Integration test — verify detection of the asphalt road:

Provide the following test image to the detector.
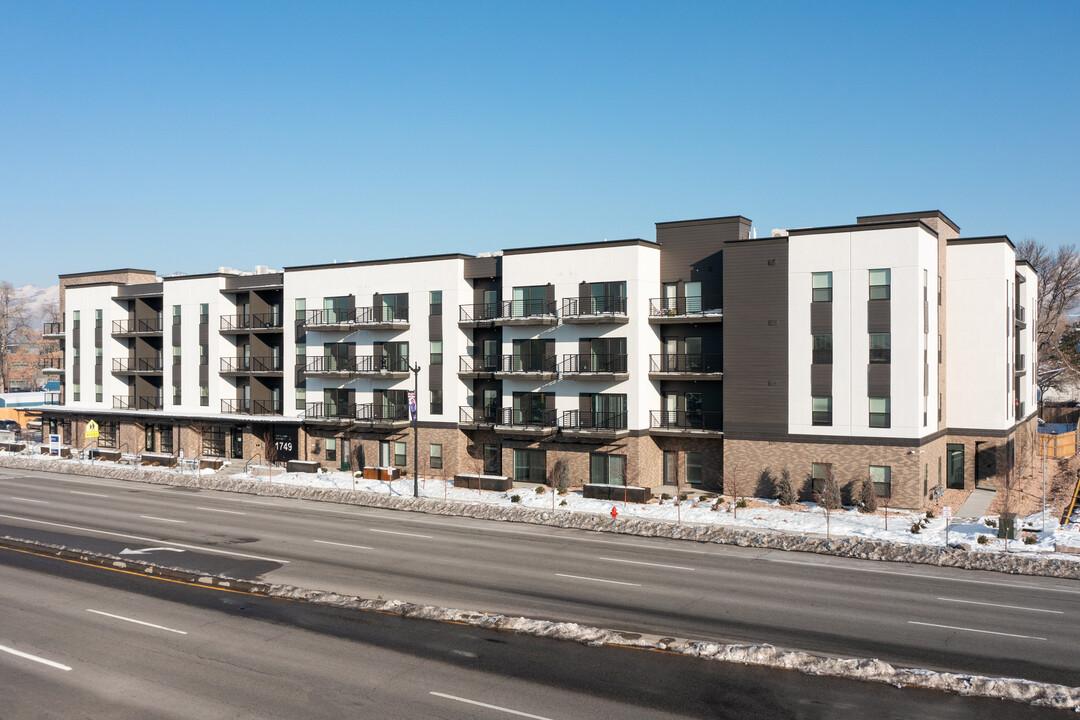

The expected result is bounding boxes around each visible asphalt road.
[1,544,1066,719]
[1,465,1078,688]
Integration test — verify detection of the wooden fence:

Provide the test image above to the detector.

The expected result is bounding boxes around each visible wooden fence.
[1038,430,1078,459]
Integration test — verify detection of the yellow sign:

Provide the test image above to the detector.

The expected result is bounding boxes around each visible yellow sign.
[85,420,99,439]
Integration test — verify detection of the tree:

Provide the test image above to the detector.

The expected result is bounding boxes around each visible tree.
[776,466,797,506]
[858,477,878,513]
[813,468,842,541]
[0,282,31,393]
[717,463,744,518]
[1015,239,1080,389]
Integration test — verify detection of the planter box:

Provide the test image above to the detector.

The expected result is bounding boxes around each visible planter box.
[199,458,224,470]
[362,466,401,481]
[0,442,26,453]
[287,460,320,473]
[454,474,512,491]
[41,446,71,458]
[583,483,651,503]
[89,449,121,462]
[140,452,176,467]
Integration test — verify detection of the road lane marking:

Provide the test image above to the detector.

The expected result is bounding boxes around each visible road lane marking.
[0,643,71,671]
[86,609,187,635]
[430,692,553,720]
[196,507,247,515]
[0,513,289,563]
[369,528,433,539]
[555,573,641,587]
[936,597,1064,614]
[314,540,374,550]
[598,557,693,571]
[139,515,186,524]
[70,491,109,498]
[908,621,1046,640]
[11,496,48,504]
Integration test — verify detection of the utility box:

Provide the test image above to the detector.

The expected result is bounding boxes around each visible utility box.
[998,513,1018,539]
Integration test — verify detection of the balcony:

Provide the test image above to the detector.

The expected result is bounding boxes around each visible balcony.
[305,401,358,423]
[649,410,723,436]
[44,392,62,405]
[560,410,628,440]
[43,322,64,339]
[648,298,722,324]
[458,354,500,378]
[458,405,501,428]
[492,354,558,380]
[648,353,723,379]
[112,357,164,375]
[220,356,285,375]
[354,402,411,431]
[42,357,64,374]
[304,355,411,379]
[221,398,280,415]
[1015,305,1026,328]
[303,307,408,331]
[494,407,558,437]
[559,353,628,379]
[1014,354,1026,375]
[112,317,163,337]
[220,312,284,334]
[458,300,557,328]
[113,396,164,411]
[560,296,629,324]
[458,302,501,327]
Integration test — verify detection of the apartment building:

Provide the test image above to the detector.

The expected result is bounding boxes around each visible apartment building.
[39,210,1037,508]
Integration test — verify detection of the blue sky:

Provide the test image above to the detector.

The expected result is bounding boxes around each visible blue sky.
[2,1,1078,287]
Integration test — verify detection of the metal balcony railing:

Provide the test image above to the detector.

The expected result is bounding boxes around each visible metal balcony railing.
[43,322,64,336]
[220,356,284,373]
[220,398,281,415]
[44,392,62,405]
[498,407,558,427]
[458,299,557,323]
[458,405,501,425]
[458,302,502,323]
[649,297,718,317]
[112,357,164,372]
[496,354,558,374]
[305,401,359,421]
[112,317,163,335]
[220,312,283,331]
[303,306,408,327]
[305,355,411,374]
[648,353,723,373]
[113,396,163,411]
[43,357,64,370]
[560,353,628,374]
[560,410,628,430]
[649,409,723,431]
[355,403,410,423]
[458,354,501,374]
[560,295,628,317]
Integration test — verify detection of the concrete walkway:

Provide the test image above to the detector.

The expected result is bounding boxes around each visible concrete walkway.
[957,487,996,518]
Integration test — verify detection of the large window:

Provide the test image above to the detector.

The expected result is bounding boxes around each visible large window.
[160,426,174,454]
[684,281,702,313]
[511,286,548,317]
[812,333,832,364]
[513,448,546,484]
[98,421,118,449]
[203,427,227,458]
[946,444,965,489]
[810,462,831,494]
[199,304,208,324]
[326,438,337,462]
[200,385,209,407]
[870,465,891,497]
[589,281,626,314]
[429,444,443,469]
[483,444,500,475]
[95,309,102,329]
[812,272,832,302]
[394,441,407,467]
[295,298,306,322]
[429,291,442,316]
[869,268,891,300]
[590,454,626,486]
[73,310,80,330]
[869,333,891,363]
[429,389,443,415]
[686,452,702,485]
[295,386,306,411]
[173,305,181,325]
[812,396,832,426]
[869,396,891,428]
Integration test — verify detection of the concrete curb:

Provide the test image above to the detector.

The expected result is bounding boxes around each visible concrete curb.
[2,454,1078,579]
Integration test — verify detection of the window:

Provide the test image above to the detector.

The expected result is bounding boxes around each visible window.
[430,389,443,415]
[684,281,702,313]
[173,346,181,365]
[483,444,500,475]
[173,385,181,405]
[663,451,678,486]
[95,347,102,366]
[295,298,306,322]
[938,334,942,364]
[203,427,226,457]
[429,443,443,469]
[429,291,442,316]
[590,454,626,486]
[394,441,407,466]
[380,293,407,322]
[199,304,208,324]
[869,333,891,363]
[938,275,942,305]
[686,452,702,485]
[296,342,306,365]
[811,462,831,494]
[869,396,891,428]
[811,272,832,302]
[946,444,964,489]
[812,396,832,426]
[95,384,102,402]
[326,438,337,462]
[512,448,546,483]
[160,426,174,454]
[869,269,891,300]
[200,385,209,407]
[938,392,943,422]
[73,384,80,401]
[511,286,548,317]
[173,305,181,325]
[296,386,306,410]
[870,465,891,497]
[430,341,443,365]
[98,421,117,449]
[812,333,832,364]
[73,311,81,330]
[95,309,102,329]
[73,347,80,365]
[200,344,208,365]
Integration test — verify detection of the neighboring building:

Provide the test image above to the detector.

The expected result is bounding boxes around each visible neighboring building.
[38,210,1037,508]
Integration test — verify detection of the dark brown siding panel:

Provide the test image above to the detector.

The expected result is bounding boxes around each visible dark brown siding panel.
[172,365,181,387]
[810,302,832,333]
[722,238,788,434]
[811,364,832,396]
[430,370,443,391]
[199,365,208,385]
[579,393,591,414]
[172,324,181,346]
[464,257,499,279]
[428,314,442,340]
[868,364,891,396]
[867,300,891,332]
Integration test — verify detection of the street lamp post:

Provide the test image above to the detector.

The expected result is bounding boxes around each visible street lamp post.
[411,361,421,498]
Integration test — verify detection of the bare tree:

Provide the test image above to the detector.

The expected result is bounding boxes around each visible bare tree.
[718,463,744,518]
[1016,239,1080,389]
[259,426,278,476]
[0,282,31,393]
[813,468,842,541]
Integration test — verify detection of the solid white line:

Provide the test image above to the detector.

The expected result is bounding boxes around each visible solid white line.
[313,540,374,550]
[598,557,694,571]
[369,528,432,539]
[555,573,641,587]
[11,496,48,504]
[430,692,553,720]
[0,513,289,563]
[936,597,1064,614]
[139,515,186,524]
[86,609,187,635]
[0,643,71,671]
[70,491,109,498]
[195,506,246,515]
[908,621,1046,641]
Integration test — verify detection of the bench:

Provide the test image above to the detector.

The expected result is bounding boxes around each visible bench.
[583,483,652,503]
[140,452,177,467]
[454,474,513,491]
[287,460,320,473]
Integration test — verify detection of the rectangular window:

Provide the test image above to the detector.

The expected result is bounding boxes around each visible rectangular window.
[429,291,442,316]
[394,441,407,466]
[812,396,832,426]
[200,344,208,365]
[869,269,891,300]
[95,347,102,365]
[295,298,306,322]
[95,309,102,329]
[199,304,208,324]
[203,427,226,457]
[811,462,831,494]
[590,454,626,486]
[326,438,337,462]
[511,286,548,317]
[73,310,81,330]
[483,444,500,475]
[98,421,117,449]
[73,384,80,401]
[869,396,891,428]
[160,426,174,454]
[812,333,832,364]
[296,386,306,410]
[429,443,443,469]
[946,443,964,489]
[512,448,546,483]
[296,342,306,365]
[430,341,443,365]
[200,385,209,407]
[811,272,832,302]
[938,334,942,364]
[430,389,443,415]
[938,275,942,305]
[73,347,80,364]
[686,452,702,485]
[173,346,182,365]
[173,305,181,325]
[95,384,102,402]
[684,281,702,313]
[173,385,181,405]
[869,333,891,363]
[870,465,892,497]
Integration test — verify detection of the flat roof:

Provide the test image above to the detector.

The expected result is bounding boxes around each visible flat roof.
[284,252,473,273]
[58,268,157,280]
[856,210,961,234]
[501,238,655,256]
[655,215,752,228]
[947,235,1015,250]
[788,219,938,238]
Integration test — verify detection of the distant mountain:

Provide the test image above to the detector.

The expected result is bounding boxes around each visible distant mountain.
[10,284,59,332]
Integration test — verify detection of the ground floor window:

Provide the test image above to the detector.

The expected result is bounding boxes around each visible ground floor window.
[160,426,174,454]
[325,438,337,462]
[231,427,244,459]
[810,462,831,494]
[589,453,625,485]
[145,424,155,452]
[946,444,964,489]
[429,443,442,469]
[663,450,677,485]
[513,449,545,484]
[203,427,226,458]
[870,465,892,497]
[686,452,702,485]
[484,444,500,475]
[394,441,407,466]
[98,421,118,449]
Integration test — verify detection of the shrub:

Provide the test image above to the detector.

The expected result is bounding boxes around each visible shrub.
[777,466,798,506]
[977,535,989,545]
[679,493,688,501]
[909,522,921,534]
[551,459,571,490]
[756,467,776,499]
[858,479,878,513]
[984,518,997,528]
[1023,534,1037,545]
[535,486,546,494]
[925,509,935,519]
[736,499,748,508]
[661,493,671,501]
[557,487,568,495]
[698,495,708,502]
[559,499,567,506]
[510,494,521,503]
